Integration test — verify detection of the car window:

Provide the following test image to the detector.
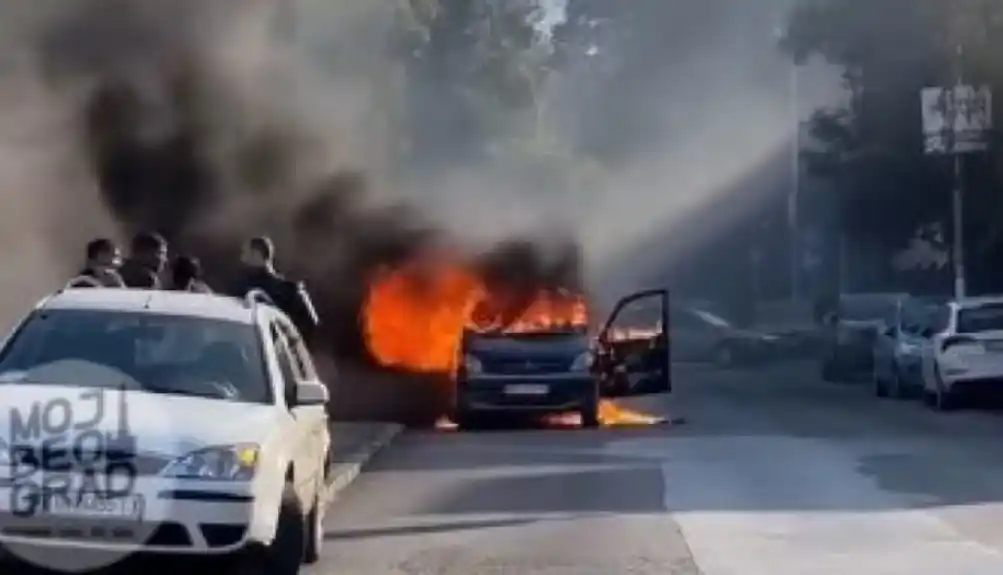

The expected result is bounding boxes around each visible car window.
[0,309,270,403]
[270,323,301,401]
[957,303,1003,334]
[691,309,730,329]
[671,309,709,330]
[276,319,317,381]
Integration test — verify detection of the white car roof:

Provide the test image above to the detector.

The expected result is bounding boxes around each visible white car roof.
[38,289,258,324]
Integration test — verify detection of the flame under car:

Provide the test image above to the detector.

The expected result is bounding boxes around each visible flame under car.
[454,289,672,430]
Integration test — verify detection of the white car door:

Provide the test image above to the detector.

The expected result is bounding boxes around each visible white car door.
[268,320,320,505]
[275,318,329,498]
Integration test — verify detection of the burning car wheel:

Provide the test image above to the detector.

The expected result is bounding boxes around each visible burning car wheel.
[453,406,483,431]
[580,388,600,428]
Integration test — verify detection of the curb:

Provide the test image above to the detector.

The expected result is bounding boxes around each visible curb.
[322,423,403,506]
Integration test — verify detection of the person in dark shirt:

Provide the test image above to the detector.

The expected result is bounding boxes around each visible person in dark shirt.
[66,238,126,288]
[120,231,168,289]
[170,255,212,293]
[231,235,319,339]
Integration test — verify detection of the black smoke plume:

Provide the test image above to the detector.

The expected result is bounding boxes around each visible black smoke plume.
[22,0,580,423]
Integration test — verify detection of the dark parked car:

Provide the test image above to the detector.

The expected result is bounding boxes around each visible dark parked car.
[454,289,671,430]
[820,292,908,381]
[670,307,784,367]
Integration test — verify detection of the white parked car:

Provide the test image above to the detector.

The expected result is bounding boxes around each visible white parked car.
[0,288,331,574]
[920,296,1003,411]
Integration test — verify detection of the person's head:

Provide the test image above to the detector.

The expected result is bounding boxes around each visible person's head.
[130,231,168,272]
[85,238,121,269]
[171,255,202,290]
[241,236,274,268]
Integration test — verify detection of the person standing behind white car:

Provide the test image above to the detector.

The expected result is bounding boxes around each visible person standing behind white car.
[66,238,126,288]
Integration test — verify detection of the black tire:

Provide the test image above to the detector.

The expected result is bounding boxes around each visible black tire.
[267,485,307,574]
[889,368,908,400]
[580,388,600,428]
[934,385,956,412]
[454,409,481,431]
[873,368,888,397]
[228,485,306,575]
[922,388,936,407]
[303,488,323,565]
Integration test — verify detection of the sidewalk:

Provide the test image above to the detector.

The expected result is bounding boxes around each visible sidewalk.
[323,421,403,505]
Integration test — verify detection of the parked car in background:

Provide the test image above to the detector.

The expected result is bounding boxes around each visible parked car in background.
[920,296,1003,411]
[820,292,908,381]
[671,306,782,367]
[872,296,945,398]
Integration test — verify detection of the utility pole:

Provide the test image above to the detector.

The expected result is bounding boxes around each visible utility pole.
[921,1,991,301]
[950,43,966,299]
[775,0,800,303]
[789,62,800,303]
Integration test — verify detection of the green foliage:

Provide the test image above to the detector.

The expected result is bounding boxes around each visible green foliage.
[393,0,555,163]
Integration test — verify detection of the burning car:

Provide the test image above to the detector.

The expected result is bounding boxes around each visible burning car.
[455,289,670,429]
[361,253,670,429]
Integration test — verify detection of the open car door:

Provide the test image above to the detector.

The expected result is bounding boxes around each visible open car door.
[595,288,671,397]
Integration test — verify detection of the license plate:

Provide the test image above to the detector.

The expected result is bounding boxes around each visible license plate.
[45,493,144,520]
[504,384,549,396]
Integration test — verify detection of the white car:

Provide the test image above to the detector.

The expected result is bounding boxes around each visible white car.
[921,296,1003,411]
[0,288,331,574]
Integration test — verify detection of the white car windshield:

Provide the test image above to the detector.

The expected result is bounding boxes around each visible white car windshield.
[957,303,1003,334]
[0,309,270,403]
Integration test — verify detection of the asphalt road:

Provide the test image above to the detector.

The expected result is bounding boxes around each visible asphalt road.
[311,362,1003,575]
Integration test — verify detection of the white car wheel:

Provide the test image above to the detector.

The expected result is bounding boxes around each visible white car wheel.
[303,488,324,564]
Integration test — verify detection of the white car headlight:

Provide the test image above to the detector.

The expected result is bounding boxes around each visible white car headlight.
[160,444,260,481]
[463,354,483,373]
[570,351,594,371]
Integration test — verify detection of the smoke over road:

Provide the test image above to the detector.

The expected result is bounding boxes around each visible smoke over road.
[0,0,584,422]
[0,0,841,421]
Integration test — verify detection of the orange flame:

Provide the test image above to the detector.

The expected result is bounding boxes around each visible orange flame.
[361,255,661,427]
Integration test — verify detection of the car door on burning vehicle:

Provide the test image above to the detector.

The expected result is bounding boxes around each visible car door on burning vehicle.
[597,288,671,396]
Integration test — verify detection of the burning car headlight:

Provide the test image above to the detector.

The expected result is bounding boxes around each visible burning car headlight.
[570,351,594,371]
[160,444,259,481]
[463,354,483,374]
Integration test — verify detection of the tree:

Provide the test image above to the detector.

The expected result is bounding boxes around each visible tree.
[781,0,1003,290]
[393,0,555,167]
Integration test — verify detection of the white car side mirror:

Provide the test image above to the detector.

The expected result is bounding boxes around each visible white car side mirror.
[294,381,329,406]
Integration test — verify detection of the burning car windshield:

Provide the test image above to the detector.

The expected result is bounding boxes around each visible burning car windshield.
[956,304,1003,334]
[0,309,270,404]
[473,326,589,338]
